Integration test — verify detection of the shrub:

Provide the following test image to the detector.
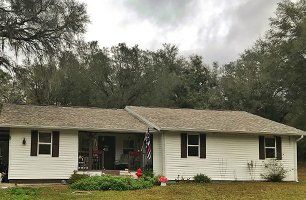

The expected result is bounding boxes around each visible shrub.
[143,170,154,178]
[71,175,154,191]
[194,173,211,183]
[261,159,288,182]
[68,173,90,184]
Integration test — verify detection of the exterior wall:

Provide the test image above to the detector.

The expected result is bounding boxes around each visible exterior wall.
[163,132,297,181]
[9,128,78,180]
[153,132,163,175]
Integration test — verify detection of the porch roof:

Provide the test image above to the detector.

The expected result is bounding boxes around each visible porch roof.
[125,106,306,136]
[0,104,147,133]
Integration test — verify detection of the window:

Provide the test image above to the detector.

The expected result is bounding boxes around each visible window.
[38,132,52,155]
[123,140,134,154]
[265,137,276,158]
[187,134,199,157]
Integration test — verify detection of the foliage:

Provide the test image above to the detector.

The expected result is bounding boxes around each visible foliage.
[194,173,211,183]
[70,175,154,191]
[0,0,89,69]
[142,170,154,178]
[67,172,90,184]
[261,159,288,182]
[140,170,160,185]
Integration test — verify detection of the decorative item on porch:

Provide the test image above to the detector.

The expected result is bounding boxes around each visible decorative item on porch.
[159,176,168,186]
[136,168,143,178]
[143,128,152,160]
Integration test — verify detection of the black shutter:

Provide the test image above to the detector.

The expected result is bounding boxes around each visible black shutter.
[276,136,282,160]
[200,134,206,158]
[181,133,187,158]
[259,136,265,160]
[52,131,60,157]
[30,130,38,156]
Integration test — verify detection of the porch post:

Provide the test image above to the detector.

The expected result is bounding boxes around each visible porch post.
[88,132,93,170]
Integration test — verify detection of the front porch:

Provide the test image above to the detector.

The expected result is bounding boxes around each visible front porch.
[78,131,152,173]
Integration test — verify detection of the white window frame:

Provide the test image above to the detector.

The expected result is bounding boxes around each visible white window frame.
[123,139,135,154]
[38,132,52,155]
[187,134,200,157]
[265,136,276,159]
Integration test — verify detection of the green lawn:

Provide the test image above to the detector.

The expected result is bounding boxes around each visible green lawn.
[1,182,306,200]
[1,163,306,200]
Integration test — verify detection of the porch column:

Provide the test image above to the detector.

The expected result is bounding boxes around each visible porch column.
[88,132,94,170]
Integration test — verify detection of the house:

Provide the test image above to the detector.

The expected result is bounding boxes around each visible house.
[0,103,305,183]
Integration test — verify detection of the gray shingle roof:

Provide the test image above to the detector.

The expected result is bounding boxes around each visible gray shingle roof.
[125,106,306,136]
[0,104,304,136]
[0,104,147,133]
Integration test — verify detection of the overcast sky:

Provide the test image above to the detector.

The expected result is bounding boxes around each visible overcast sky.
[80,0,281,64]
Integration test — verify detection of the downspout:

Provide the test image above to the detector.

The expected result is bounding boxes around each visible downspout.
[295,135,304,182]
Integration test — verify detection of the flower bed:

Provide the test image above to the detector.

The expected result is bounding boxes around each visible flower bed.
[70,175,154,191]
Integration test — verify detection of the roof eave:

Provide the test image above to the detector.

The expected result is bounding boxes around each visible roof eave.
[159,127,306,136]
[0,124,146,133]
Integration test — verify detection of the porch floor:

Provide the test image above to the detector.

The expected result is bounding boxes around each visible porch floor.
[76,170,137,177]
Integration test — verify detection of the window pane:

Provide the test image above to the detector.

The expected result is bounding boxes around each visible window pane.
[188,146,199,156]
[265,138,275,147]
[39,133,51,143]
[266,148,275,158]
[123,140,134,149]
[188,135,199,145]
[39,144,51,154]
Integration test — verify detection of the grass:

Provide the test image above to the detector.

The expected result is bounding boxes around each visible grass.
[1,182,306,200]
[1,163,306,200]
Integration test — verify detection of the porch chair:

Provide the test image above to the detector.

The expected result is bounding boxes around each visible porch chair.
[114,154,129,170]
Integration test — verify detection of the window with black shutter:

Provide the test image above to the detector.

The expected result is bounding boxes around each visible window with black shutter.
[259,136,282,160]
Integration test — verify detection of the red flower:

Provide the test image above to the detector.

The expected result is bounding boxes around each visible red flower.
[159,176,168,183]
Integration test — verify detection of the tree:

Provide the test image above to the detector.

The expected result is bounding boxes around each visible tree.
[0,0,89,69]
[220,0,306,160]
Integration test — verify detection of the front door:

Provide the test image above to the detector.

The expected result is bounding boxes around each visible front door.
[98,136,116,170]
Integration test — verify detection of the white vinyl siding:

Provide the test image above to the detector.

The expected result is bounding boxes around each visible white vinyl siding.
[162,132,297,181]
[153,133,163,176]
[9,128,78,180]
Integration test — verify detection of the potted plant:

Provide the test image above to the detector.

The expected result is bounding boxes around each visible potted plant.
[159,176,168,186]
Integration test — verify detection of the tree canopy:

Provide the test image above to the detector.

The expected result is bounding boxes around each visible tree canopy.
[0,0,88,69]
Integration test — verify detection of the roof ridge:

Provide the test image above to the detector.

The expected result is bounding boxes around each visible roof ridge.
[126,105,245,113]
[4,103,125,111]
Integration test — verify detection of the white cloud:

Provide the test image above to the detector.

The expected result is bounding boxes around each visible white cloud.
[80,0,281,64]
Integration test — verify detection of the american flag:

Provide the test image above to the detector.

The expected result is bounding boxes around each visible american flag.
[144,128,152,160]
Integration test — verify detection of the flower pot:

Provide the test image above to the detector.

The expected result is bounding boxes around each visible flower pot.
[160,182,166,186]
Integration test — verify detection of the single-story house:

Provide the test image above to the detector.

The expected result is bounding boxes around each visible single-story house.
[0,103,305,183]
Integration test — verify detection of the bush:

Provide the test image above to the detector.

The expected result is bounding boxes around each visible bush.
[261,159,288,182]
[71,175,154,191]
[143,170,154,178]
[194,173,211,183]
[68,173,90,184]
